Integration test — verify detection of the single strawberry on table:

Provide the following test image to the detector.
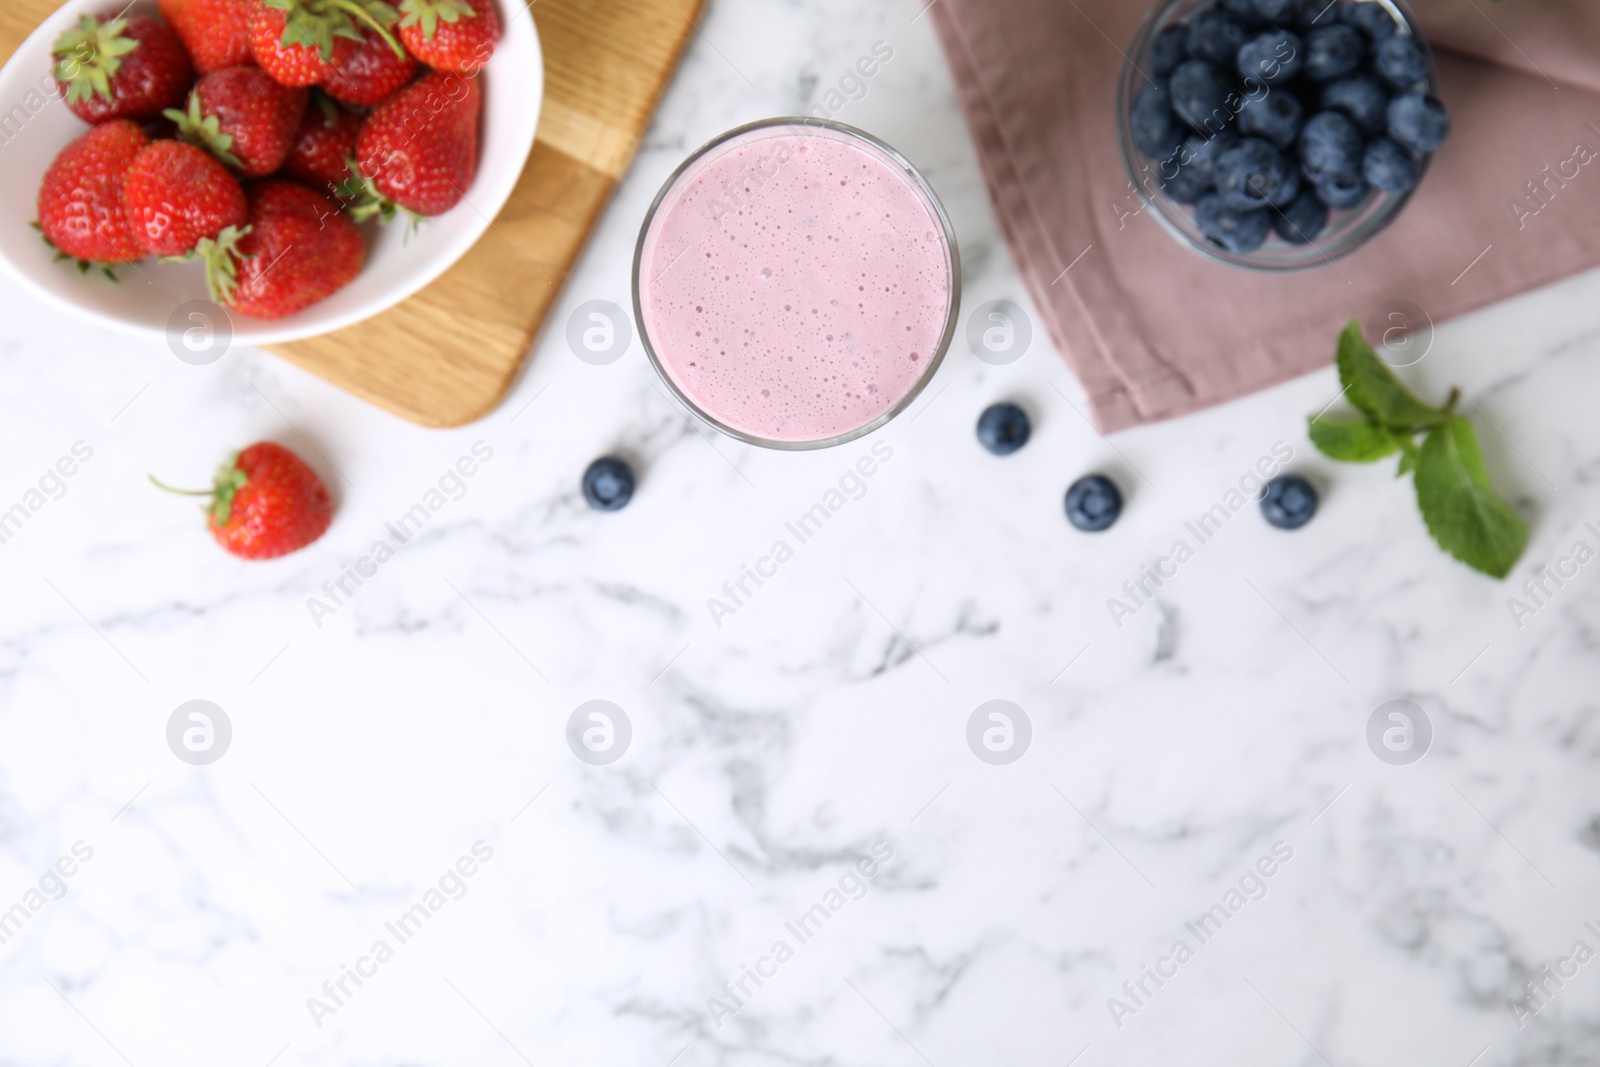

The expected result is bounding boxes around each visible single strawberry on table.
[397,0,500,74]
[167,67,309,178]
[52,14,193,124]
[153,442,333,560]
[323,17,418,107]
[202,180,366,319]
[248,0,406,87]
[281,92,364,192]
[122,140,248,258]
[348,69,480,221]
[159,0,254,74]
[35,119,149,276]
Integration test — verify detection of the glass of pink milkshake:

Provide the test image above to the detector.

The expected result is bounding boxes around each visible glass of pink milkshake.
[633,118,960,450]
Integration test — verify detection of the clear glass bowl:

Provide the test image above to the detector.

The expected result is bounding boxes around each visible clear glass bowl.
[632,118,961,450]
[1116,0,1438,271]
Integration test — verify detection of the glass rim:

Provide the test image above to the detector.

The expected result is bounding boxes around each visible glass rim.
[631,116,962,451]
[1115,0,1436,273]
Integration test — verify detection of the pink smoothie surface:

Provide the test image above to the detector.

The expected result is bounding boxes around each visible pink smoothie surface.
[637,124,954,444]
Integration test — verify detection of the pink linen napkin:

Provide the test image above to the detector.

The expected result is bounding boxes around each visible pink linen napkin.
[928,0,1600,431]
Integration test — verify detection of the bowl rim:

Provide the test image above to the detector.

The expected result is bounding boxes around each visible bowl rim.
[0,0,542,344]
[630,116,963,452]
[1115,0,1436,272]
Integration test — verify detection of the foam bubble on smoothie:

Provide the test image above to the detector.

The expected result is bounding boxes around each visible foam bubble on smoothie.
[638,125,953,444]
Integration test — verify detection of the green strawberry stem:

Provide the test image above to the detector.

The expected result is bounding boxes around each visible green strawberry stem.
[338,165,424,236]
[150,454,247,526]
[165,95,245,171]
[32,222,121,282]
[52,15,139,106]
[327,0,407,58]
[399,0,479,40]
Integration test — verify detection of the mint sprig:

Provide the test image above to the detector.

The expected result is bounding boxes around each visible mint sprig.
[1308,321,1527,579]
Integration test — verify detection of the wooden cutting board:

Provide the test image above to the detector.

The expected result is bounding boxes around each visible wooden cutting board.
[0,0,704,427]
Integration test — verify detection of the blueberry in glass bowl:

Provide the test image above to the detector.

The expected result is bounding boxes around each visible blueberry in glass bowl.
[1115,0,1447,271]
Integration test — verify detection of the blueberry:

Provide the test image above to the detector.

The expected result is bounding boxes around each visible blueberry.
[1065,475,1123,532]
[1219,0,1267,29]
[1170,60,1237,132]
[977,403,1031,456]
[1161,131,1236,203]
[1341,0,1398,40]
[1252,0,1304,25]
[582,456,635,511]
[1320,74,1390,134]
[1299,110,1364,183]
[1374,35,1428,88]
[1196,192,1274,253]
[1315,171,1369,208]
[1296,0,1342,32]
[1303,24,1365,80]
[1387,91,1450,152]
[1237,29,1304,85]
[1272,189,1330,242]
[1187,12,1250,66]
[1215,137,1301,210]
[1149,25,1190,77]
[1260,474,1318,529]
[1238,90,1304,148]
[1130,82,1185,160]
[1362,135,1418,193]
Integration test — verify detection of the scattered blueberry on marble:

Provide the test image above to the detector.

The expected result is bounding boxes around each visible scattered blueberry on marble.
[1272,188,1330,243]
[1238,90,1304,148]
[1362,136,1418,194]
[1260,474,1319,529]
[1196,191,1274,252]
[1127,0,1448,255]
[1374,34,1428,88]
[1215,138,1301,209]
[1320,74,1391,135]
[1342,1,1398,40]
[1303,24,1366,80]
[582,456,636,511]
[1187,11,1251,66]
[1387,92,1450,153]
[977,403,1032,456]
[1065,475,1124,532]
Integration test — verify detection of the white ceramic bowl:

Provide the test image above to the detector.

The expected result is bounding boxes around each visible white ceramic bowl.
[0,0,541,345]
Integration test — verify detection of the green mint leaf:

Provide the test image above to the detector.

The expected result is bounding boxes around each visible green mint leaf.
[1336,320,1450,430]
[1308,415,1403,463]
[1413,417,1527,579]
[1396,436,1419,478]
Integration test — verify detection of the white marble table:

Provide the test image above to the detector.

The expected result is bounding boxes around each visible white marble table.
[2,1,1598,1065]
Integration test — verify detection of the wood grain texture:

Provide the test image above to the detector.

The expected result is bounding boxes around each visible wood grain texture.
[0,0,704,427]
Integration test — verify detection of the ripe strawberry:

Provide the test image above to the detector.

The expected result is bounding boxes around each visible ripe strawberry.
[397,0,500,74]
[123,141,248,257]
[52,14,193,124]
[281,93,364,193]
[159,0,254,74]
[203,180,366,319]
[324,15,417,106]
[154,442,333,560]
[35,120,149,274]
[167,67,309,177]
[350,70,479,220]
[248,0,403,87]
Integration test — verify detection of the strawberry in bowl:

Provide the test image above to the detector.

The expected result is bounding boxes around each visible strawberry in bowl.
[0,0,541,345]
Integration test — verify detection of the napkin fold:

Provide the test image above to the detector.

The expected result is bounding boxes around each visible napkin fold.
[929,0,1600,431]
